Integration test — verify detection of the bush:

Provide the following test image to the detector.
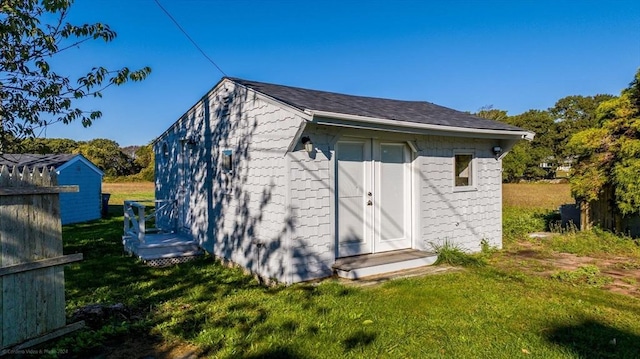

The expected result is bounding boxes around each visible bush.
[502,207,550,243]
[430,240,486,267]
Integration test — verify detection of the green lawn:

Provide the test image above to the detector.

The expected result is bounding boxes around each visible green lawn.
[53,183,640,358]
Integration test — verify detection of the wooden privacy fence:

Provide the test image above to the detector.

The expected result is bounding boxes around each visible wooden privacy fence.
[581,185,640,237]
[0,165,83,354]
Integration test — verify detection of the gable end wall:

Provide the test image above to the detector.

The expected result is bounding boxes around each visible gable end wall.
[155,81,306,283]
[58,162,102,225]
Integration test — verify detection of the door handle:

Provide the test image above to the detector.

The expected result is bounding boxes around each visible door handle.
[367,200,373,206]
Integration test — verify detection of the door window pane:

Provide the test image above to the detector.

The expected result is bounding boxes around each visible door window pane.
[455,154,473,186]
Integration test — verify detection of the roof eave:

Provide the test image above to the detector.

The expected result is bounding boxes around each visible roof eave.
[56,154,104,177]
[306,109,535,141]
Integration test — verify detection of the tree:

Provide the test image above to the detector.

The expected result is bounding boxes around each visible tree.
[501,141,532,182]
[15,137,78,153]
[0,0,151,152]
[134,144,154,181]
[550,94,614,158]
[475,105,509,122]
[502,110,556,180]
[75,138,138,176]
[569,69,640,229]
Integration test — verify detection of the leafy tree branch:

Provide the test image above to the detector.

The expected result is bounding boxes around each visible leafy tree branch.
[0,0,151,152]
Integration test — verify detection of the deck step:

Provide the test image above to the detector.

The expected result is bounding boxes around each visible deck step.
[333,249,437,280]
[122,232,203,266]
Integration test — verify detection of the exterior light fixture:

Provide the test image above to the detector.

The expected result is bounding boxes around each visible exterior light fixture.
[301,136,314,153]
[492,146,503,157]
[186,135,198,146]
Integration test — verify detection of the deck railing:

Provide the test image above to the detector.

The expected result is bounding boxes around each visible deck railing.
[123,199,175,244]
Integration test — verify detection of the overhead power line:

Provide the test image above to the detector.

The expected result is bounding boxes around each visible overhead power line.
[153,0,227,77]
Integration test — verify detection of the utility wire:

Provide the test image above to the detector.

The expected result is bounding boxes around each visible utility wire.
[153,0,228,77]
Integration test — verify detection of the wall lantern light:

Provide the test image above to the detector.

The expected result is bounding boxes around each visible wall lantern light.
[301,136,314,153]
[492,146,503,158]
[186,135,198,146]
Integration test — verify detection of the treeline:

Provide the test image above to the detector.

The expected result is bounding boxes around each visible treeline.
[476,94,615,182]
[6,138,154,180]
[482,68,640,227]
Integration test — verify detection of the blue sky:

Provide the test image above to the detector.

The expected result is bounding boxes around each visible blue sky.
[42,0,640,146]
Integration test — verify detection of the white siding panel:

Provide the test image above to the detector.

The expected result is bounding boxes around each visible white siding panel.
[212,86,304,283]
[286,127,339,282]
[417,135,502,252]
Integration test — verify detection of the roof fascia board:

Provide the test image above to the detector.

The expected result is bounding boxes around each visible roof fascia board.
[56,154,104,177]
[285,121,308,155]
[308,110,535,141]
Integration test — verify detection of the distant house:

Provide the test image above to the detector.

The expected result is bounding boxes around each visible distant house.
[0,154,103,225]
[153,77,533,283]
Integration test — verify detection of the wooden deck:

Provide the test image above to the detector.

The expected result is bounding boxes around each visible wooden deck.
[122,232,203,267]
[122,199,202,267]
[332,249,437,279]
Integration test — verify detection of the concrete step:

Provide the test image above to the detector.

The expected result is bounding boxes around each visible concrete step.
[333,249,437,280]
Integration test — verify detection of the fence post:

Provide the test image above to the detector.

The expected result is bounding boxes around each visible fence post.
[0,165,83,352]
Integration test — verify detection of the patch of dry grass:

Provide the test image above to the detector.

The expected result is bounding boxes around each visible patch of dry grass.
[503,183,573,210]
[102,182,154,205]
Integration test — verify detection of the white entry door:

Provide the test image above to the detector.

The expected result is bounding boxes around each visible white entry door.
[374,142,412,252]
[336,139,373,256]
[336,138,412,257]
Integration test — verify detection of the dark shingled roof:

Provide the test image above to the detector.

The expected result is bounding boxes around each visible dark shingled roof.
[227,78,525,132]
[0,154,78,171]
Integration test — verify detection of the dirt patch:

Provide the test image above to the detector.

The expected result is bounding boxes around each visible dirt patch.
[502,240,640,298]
[92,335,200,359]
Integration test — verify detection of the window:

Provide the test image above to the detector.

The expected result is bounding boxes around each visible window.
[221,150,233,173]
[162,143,169,159]
[455,154,473,187]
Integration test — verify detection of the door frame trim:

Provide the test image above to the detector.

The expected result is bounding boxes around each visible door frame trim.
[334,136,415,258]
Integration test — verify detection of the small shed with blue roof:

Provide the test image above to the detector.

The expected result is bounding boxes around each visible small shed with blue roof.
[0,153,103,225]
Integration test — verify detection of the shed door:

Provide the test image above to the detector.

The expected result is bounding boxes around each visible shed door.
[336,138,412,257]
[374,142,412,252]
[336,139,372,256]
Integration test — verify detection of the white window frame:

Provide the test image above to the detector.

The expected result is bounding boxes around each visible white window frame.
[162,142,169,160]
[453,150,477,192]
[221,149,233,174]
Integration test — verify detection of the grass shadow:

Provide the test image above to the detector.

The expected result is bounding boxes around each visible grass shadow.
[533,210,562,231]
[236,346,308,359]
[342,330,377,351]
[546,319,640,358]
